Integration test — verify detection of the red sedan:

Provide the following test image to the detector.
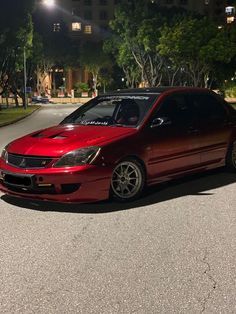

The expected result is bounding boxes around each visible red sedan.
[1,87,236,203]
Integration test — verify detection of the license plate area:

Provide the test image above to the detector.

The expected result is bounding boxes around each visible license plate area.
[3,173,34,187]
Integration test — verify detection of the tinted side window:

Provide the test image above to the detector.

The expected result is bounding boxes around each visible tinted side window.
[156,94,194,127]
[190,94,226,125]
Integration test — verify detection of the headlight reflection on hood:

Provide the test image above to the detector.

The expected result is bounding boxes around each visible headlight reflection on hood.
[53,146,101,168]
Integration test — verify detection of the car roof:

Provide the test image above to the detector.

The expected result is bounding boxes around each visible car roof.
[109,86,211,95]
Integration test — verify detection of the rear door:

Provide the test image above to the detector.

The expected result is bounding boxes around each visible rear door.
[189,92,231,166]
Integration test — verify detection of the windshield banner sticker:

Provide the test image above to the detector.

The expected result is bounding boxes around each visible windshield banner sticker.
[80,121,109,126]
[99,96,150,101]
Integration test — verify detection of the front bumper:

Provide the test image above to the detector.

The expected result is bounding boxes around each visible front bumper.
[0,159,112,203]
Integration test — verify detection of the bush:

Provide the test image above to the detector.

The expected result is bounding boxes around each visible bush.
[51,91,57,97]
[224,84,236,98]
[73,82,89,93]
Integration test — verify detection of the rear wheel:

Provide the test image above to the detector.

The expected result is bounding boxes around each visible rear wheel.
[110,159,145,202]
[226,142,236,172]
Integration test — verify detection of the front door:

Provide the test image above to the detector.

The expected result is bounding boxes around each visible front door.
[145,93,200,184]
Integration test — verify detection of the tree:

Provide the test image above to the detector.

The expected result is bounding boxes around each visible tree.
[108,0,157,87]
[158,17,236,87]
[104,37,141,88]
[80,41,111,95]
[107,0,187,87]
[0,0,34,107]
[27,32,50,96]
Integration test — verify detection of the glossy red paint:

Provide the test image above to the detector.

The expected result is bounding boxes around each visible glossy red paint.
[0,163,113,203]
[0,124,137,202]
[1,87,236,203]
[7,124,137,157]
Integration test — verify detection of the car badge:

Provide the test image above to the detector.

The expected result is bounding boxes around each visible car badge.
[19,158,26,168]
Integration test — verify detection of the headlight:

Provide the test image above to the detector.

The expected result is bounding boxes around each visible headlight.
[1,146,8,161]
[54,146,101,168]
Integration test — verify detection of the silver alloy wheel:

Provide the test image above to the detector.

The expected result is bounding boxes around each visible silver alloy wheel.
[111,161,143,200]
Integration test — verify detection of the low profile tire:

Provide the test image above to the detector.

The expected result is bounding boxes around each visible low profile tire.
[226,142,236,172]
[110,158,145,202]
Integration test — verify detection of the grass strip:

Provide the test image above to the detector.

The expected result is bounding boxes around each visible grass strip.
[0,105,40,127]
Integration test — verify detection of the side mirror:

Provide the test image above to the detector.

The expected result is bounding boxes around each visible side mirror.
[150,117,172,128]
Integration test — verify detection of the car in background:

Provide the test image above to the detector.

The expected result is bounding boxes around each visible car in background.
[31,95,52,104]
[0,87,236,203]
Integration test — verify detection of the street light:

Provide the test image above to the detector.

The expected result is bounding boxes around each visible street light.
[42,0,55,7]
[23,47,27,109]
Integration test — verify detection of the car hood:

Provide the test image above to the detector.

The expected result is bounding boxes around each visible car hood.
[7,124,137,157]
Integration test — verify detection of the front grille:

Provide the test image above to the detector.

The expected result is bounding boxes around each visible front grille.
[7,153,53,169]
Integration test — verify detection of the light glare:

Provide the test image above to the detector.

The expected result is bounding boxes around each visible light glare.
[43,0,55,7]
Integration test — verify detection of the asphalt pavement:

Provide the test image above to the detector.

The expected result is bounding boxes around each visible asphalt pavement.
[0,103,236,313]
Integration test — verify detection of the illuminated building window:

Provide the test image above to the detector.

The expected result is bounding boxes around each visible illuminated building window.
[84,25,92,34]
[226,6,235,16]
[227,16,235,24]
[72,22,82,31]
[53,23,61,32]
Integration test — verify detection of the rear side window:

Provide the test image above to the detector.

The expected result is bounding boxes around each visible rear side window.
[190,93,226,126]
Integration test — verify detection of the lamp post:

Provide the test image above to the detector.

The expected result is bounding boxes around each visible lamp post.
[23,46,27,109]
[62,76,66,96]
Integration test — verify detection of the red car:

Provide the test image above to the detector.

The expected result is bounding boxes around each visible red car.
[1,87,236,203]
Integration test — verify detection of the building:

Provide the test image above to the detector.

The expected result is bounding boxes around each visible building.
[56,0,120,93]
[225,0,236,25]
[157,0,207,15]
[60,0,119,41]
[59,0,227,40]
[156,0,227,23]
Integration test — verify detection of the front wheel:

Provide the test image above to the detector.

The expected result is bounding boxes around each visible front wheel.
[110,159,145,202]
[226,142,236,172]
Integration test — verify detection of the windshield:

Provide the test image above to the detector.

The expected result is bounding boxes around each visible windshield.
[60,94,159,127]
